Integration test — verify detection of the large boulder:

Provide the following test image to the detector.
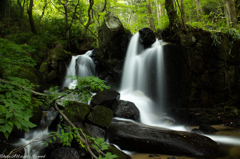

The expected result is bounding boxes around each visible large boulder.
[139,28,156,48]
[112,100,140,121]
[108,120,218,156]
[87,105,114,128]
[104,145,132,159]
[98,12,125,58]
[97,12,131,88]
[91,90,120,108]
[63,101,91,122]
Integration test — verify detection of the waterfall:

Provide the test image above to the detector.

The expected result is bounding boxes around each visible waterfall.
[15,110,58,159]
[62,50,95,89]
[120,32,166,125]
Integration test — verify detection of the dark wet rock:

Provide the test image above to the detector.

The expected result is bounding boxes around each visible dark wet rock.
[87,105,113,128]
[84,123,105,139]
[108,120,218,156]
[39,61,49,76]
[149,154,159,157]
[96,12,131,87]
[112,100,140,121]
[98,12,125,58]
[29,97,43,125]
[91,89,120,108]
[105,145,132,159]
[191,128,204,134]
[167,108,222,126]
[50,147,79,159]
[47,70,58,82]
[199,124,218,134]
[38,109,59,130]
[63,101,92,122]
[139,28,156,48]
[167,157,176,159]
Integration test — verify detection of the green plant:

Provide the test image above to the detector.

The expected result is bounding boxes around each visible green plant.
[0,77,38,139]
[211,32,221,46]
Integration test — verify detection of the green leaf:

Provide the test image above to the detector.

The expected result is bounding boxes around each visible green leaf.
[5,123,13,133]
[1,125,6,133]
[5,92,12,99]
[6,113,13,119]
[19,119,37,128]
[7,122,13,127]
[13,120,21,129]
[0,118,7,124]
[4,131,10,139]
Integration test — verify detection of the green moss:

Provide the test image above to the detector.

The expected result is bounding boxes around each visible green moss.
[64,101,91,122]
[49,42,70,61]
[87,105,113,128]
[39,61,49,75]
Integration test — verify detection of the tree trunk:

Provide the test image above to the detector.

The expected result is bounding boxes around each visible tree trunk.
[17,0,25,19]
[27,0,37,34]
[63,0,69,41]
[180,0,185,23]
[38,0,48,26]
[195,0,203,21]
[165,0,180,27]
[146,0,156,31]
[224,0,238,27]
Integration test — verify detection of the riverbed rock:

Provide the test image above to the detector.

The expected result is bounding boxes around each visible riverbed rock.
[84,123,105,139]
[108,119,218,156]
[91,89,120,108]
[199,123,218,134]
[50,147,79,159]
[87,105,113,128]
[139,28,156,48]
[112,100,140,121]
[105,145,132,159]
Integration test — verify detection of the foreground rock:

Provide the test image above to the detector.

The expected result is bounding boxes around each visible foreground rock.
[112,100,140,121]
[91,89,120,107]
[108,120,218,156]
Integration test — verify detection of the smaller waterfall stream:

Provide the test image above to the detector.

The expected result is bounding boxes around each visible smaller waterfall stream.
[62,50,95,89]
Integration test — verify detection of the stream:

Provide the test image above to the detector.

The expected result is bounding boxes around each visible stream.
[17,32,240,159]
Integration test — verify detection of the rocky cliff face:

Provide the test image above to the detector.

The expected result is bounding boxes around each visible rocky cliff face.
[159,26,240,109]
[95,12,132,88]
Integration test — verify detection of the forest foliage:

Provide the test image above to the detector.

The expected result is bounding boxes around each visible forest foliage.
[0,0,239,157]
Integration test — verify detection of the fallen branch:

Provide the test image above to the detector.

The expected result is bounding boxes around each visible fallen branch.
[54,101,105,159]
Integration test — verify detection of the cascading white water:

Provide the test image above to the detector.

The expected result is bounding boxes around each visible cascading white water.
[119,32,240,153]
[120,32,165,125]
[62,50,95,89]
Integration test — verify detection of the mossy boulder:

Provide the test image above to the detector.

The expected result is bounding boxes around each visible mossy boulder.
[87,105,113,128]
[64,101,91,122]
[39,61,49,76]
[49,41,70,61]
[46,70,58,82]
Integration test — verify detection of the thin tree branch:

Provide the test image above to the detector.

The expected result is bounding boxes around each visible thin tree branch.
[39,0,48,25]
[54,101,100,159]
[176,0,186,30]
[50,1,65,14]
[69,0,80,30]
